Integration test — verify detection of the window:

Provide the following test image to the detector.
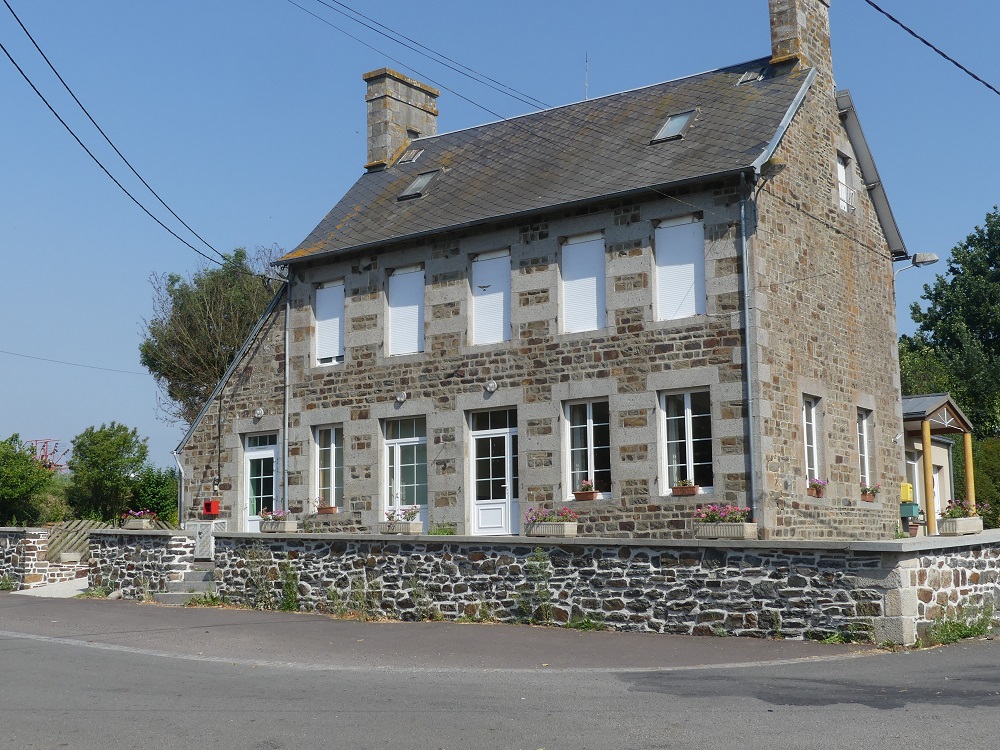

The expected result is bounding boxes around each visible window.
[662,390,713,489]
[837,153,856,213]
[316,426,344,509]
[654,216,705,320]
[652,110,696,142]
[384,417,428,510]
[561,233,606,333]
[857,408,874,486]
[245,433,278,520]
[398,170,437,200]
[471,250,511,345]
[246,433,278,448]
[387,267,424,355]
[803,396,822,482]
[315,281,345,365]
[905,450,921,500]
[567,401,611,495]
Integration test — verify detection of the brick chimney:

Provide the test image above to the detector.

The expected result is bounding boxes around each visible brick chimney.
[769,0,833,83]
[363,68,439,170]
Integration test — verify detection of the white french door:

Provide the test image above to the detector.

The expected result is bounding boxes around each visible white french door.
[471,410,518,535]
[384,418,428,529]
[244,433,278,533]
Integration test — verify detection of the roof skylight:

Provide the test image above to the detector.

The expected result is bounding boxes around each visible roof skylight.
[398,170,438,200]
[652,110,696,143]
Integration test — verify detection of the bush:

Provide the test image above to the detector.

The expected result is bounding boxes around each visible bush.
[129,466,178,524]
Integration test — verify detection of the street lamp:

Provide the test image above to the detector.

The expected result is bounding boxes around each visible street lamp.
[894,252,939,277]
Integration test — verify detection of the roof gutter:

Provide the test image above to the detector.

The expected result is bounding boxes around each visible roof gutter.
[751,67,817,173]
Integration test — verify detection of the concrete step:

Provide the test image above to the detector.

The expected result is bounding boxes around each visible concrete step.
[182,569,216,583]
[164,580,215,593]
[152,592,205,606]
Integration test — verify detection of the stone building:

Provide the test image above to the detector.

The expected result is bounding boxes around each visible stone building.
[176,0,908,540]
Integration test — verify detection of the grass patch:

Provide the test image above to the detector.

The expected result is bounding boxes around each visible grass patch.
[925,605,995,646]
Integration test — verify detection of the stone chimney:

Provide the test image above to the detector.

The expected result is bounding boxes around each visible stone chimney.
[769,0,833,82]
[363,68,439,170]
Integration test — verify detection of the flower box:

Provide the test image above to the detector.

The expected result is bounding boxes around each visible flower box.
[123,518,153,530]
[693,522,758,540]
[525,521,578,538]
[807,487,825,498]
[860,493,875,503]
[317,505,339,515]
[573,491,599,501]
[378,520,423,535]
[203,499,220,515]
[938,516,983,536]
[671,485,700,497]
[260,519,297,533]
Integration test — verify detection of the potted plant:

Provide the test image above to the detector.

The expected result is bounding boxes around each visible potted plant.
[573,480,599,501]
[807,478,828,498]
[379,506,423,534]
[938,498,983,536]
[860,483,880,503]
[692,504,757,540]
[317,495,338,515]
[671,478,700,497]
[122,509,157,530]
[259,509,297,533]
[524,506,579,537]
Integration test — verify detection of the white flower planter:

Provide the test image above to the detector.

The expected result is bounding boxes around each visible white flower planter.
[260,519,297,533]
[525,522,578,538]
[123,519,153,530]
[693,522,758,540]
[938,517,983,536]
[379,520,424,535]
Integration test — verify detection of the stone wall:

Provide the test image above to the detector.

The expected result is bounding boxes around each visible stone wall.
[0,527,89,590]
[89,530,196,598]
[0,528,29,589]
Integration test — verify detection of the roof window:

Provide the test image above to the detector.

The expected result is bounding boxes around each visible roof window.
[652,110,696,143]
[398,148,424,164]
[398,170,438,201]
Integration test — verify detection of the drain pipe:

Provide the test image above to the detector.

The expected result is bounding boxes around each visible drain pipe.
[282,283,291,513]
[172,450,185,530]
[739,171,759,523]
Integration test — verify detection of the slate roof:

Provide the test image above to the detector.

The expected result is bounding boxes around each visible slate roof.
[281,57,813,264]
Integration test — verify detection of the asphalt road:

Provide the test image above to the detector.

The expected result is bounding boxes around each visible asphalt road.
[1,594,998,750]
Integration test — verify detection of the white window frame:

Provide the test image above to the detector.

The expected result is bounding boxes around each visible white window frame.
[315,280,345,366]
[560,232,606,334]
[470,249,511,345]
[387,266,425,355]
[383,417,428,514]
[837,153,856,213]
[315,425,344,510]
[857,408,874,486]
[660,389,713,492]
[905,450,921,501]
[654,215,706,320]
[565,400,612,498]
[803,396,822,482]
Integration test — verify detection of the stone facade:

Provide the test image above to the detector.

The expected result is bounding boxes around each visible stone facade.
[88,530,197,599]
[0,527,89,590]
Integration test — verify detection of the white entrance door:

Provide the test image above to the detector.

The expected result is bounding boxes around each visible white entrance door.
[245,433,278,532]
[471,409,518,535]
[384,418,428,528]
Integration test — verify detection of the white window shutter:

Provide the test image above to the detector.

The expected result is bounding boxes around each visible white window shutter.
[655,220,705,320]
[388,269,424,355]
[562,236,606,333]
[471,254,510,345]
[315,282,344,362]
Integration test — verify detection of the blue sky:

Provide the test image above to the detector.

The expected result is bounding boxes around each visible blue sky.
[2,0,998,466]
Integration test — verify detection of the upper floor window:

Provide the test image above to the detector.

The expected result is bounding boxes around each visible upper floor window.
[654,216,705,320]
[561,232,606,334]
[315,280,345,365]
[857,408,874,486]
[387,266,424,355]
[803,395,822,482]
[471,250,511,345]
[567,400,611,496]
[652,110,696,142]
[662,390,713,491]
[316,426,344,509]
[837,153,856,213]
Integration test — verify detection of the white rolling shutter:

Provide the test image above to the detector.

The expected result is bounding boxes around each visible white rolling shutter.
[387,267,424,355]
[562,234,606,333]
[471,252,511,345]
[315,281,344,364]
[655,219,705,320]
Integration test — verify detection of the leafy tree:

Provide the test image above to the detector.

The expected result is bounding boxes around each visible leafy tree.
[67,423,148,521]
[0,434,53,525]
[139,247,283,424]
[908,207,1000,437]
[130,466,179,524]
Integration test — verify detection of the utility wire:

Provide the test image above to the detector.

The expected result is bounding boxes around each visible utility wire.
[864,0,1000,98]
[0,349,145,375]
[2,0,228,262]
[310,0,549,110]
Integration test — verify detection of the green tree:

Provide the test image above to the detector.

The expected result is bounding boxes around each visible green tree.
[67,423,149,521]
[0,434,53,525]
[130,466,179,524]
[908,207,1000,437]
[139,247,283,424]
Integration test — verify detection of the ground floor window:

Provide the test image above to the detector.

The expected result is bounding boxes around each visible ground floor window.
[316,426,344,508]
[245,433,278,518]
[662,390,713,490]
[857,408,874,486]
[384,417,427,509]
[803,395,822,482]
[567,400,611,494]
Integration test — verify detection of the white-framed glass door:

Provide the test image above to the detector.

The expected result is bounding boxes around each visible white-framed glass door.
[384,418,428,528]
[245,433,278,533]
[471,409,518,535]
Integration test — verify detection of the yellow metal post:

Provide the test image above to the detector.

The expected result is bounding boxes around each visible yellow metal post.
[964,431,976,515]
[922,419,937,535]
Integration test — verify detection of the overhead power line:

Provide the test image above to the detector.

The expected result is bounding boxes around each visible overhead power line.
[864,0,1000,98]
[0,348,145,375]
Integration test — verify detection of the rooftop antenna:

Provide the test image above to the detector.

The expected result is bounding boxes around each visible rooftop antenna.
[585,51,589,100]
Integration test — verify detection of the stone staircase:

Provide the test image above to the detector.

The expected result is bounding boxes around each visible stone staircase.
[152,564,217,606]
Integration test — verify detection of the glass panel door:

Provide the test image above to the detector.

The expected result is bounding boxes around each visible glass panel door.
[471,410,518,535]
